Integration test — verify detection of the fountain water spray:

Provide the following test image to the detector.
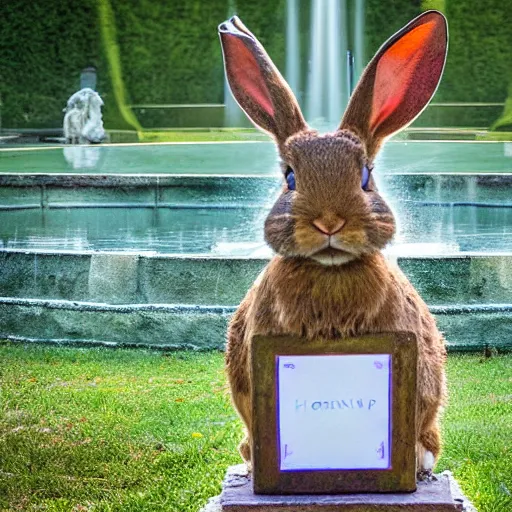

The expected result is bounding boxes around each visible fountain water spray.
[347,50,354,97]
[223,0,244,127]
[306,0,348,130]
[286,0,300,97]
[353,0,365,81]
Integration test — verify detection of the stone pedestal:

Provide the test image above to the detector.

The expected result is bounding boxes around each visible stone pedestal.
[199,465,476,512]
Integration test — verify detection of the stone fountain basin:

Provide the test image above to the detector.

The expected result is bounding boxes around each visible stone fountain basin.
[1,140,511,175]
[0,173,510,351]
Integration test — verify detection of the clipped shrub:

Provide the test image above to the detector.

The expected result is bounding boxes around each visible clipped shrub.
[439,0,511,103]
[110,0,228,105]
[0,0,102,128]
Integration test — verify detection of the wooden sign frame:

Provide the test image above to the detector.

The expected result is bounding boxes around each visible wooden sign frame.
[251,332,418,494]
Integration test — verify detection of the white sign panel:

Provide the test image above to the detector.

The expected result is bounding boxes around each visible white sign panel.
[277,354,391,471]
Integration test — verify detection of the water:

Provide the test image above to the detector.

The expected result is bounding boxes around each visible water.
[0,204,510,256]
[223,0,244,127]
[1,141,511,175]
[353,0,365,81]
[0,207,263,255]
[224,78,244,128]
[326,0,346,123]
[307,0,347,126]
[307,0,325,122]
[0,141,510,257]
[286,0,300,97]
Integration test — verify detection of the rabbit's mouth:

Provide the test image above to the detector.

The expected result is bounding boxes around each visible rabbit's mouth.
[310,247,355,266]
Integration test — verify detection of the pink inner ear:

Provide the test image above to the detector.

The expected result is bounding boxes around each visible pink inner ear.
[370,20,444,134]
[223,34,275,117]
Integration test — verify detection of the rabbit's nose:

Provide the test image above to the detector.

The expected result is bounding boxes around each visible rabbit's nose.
[312,218,346,235]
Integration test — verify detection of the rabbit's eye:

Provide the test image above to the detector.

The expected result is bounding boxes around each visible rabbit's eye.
[361,165,370,190]
[285,168,296,191]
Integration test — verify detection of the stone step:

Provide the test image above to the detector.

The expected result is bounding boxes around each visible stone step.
[214,465,475,512]
[1,173,511,206]
[0,297,511,352]
[1,251,511,307]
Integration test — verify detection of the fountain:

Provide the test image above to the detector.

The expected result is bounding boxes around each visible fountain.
[326,0,346,123]
[224,0,361,130]
[304,0,349,128]
[353,0,365,80]
[223,0,244,127]
[306,0,322,122]
[1,2,510,357]
[285,0,300,97]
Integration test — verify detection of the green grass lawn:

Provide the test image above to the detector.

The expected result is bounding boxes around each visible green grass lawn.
[138,129,270,143]
[107,128,512,144]
[0,343,510,512]
[105,127,512,144]
[106,129,271,144]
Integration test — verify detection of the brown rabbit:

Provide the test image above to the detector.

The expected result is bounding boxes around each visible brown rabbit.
[219,11,448,479]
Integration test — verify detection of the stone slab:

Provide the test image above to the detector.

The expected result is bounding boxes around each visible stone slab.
[213,465,475,512]
[0,298,511,352]
[2,251,512,307]
[0,173,511,204]
[0,299,231,349]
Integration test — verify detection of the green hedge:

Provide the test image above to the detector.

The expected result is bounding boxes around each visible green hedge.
[365,0,422,62]
[364,0,511,104]
[98,0,142,131]
[493,82,512,131]
[0,0,103,128]
[110,0,226,105]
[362,0,511,127]
[0,0,510,129]
[109,0,286,105]
[440,0,512,103]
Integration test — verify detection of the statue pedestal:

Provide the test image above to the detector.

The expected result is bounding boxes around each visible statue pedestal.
[212,465,475,512]
[196,335,476,512]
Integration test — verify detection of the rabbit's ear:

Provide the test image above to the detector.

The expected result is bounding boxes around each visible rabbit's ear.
[340,11,447,157]
[219,16,306,141]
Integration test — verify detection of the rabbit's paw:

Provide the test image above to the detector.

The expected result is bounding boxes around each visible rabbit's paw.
[417,468,438,482]
[417,450,437,482]
[422,450,435,471]
[238,436,252,472]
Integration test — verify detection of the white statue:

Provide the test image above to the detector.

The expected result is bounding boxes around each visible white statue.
[63,88,106,144]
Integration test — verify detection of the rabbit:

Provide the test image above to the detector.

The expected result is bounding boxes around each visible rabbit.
[219,11,448,480]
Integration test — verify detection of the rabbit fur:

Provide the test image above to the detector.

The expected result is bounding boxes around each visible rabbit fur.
[219,11,449,478]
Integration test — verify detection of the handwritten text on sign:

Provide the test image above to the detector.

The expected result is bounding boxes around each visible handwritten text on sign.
[277,354,391,471]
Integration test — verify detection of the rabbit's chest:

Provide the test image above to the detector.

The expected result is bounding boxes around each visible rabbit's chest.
[253,255,404,340]
[261,273,388,340]
[272,286,376,339]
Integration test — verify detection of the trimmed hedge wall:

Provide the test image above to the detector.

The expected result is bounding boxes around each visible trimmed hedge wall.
[365,0,422,62]
[440,0,512,103]
[111,0,287,105]
[0,0,103,128]
[366,0,511,105]
[1,0,510,129]
[111,0,225,105]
